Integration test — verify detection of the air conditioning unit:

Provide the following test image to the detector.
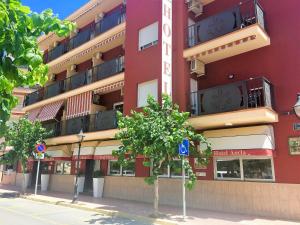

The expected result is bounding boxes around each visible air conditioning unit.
[186,0,203,17]
[190,59,205,76]
[95,52,102,60]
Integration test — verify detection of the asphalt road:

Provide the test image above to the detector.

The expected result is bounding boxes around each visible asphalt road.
[0,193,154,225]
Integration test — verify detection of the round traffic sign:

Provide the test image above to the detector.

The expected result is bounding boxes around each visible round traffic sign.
[36,144,46,153]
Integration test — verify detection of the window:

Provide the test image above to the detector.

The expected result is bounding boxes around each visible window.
[138,22,158,50]
[108,160,135,176]
[214,157,274,181]
[158,160,188,178]
[243,159,273,180]
[216,159,241,179]
[137,80,158,107]
[55,161,71,175]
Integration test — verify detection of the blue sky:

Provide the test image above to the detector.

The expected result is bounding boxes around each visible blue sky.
[21,0,90,19]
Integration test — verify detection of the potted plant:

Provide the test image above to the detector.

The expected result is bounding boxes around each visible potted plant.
[41,170,50,192]
[93,170,104,198]
[76,171,85,193]
[23,169,31,189]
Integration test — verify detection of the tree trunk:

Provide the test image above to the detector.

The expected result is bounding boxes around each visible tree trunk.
[154,177,159,217]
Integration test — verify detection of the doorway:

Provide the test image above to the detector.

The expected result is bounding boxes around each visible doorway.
[83,159,94,194]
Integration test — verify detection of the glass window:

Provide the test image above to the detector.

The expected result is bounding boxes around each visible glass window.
[216,159,241,179]
[170,160,182,177]
[138,22,158,50]
[109,160,121,176]
[122,161,135,176]
[158,161,169,177]
[137,80,158,107]
[243,159,273,180]
[55,161,71,175]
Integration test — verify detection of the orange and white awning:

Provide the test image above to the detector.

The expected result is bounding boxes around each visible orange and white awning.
[27,108,41,121]
[200,125,275,157]
[37,100,64,122]
[94,81,124,95]
[66,91,92,119]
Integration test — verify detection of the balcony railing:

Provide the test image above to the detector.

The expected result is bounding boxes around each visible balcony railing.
[24,56,124,107]
[44,110,118,138]
[187,0,266,47]
[190,77,273,116]
[44,8,126,63]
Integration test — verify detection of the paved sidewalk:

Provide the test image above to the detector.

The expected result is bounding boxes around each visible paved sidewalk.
[0,184,299,225]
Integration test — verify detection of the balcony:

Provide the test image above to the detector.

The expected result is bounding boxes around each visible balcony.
[24,56,124,107]
[188,77,278,130]
[44,110,118,145]
[45,8,126,63]
[184,0,270,63]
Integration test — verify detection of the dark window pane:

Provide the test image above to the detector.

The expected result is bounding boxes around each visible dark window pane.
[243,159,273,180]
[216,159,241,179]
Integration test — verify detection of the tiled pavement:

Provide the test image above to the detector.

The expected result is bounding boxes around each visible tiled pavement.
[0,184,299,225]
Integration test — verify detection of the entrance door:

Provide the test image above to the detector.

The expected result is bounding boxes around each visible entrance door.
[84,159,94,194]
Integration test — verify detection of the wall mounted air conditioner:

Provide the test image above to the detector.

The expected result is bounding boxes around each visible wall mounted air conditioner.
[49,74,56,81]
[186,0,203,17]
[92,94,101,105]
[190,59,205,77]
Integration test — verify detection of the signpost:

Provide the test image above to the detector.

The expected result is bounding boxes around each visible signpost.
[34,143,46,195]
[178,138,189,219]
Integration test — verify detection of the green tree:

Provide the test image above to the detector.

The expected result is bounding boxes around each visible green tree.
[0,0,75,134]
[0,118,51,192]
[114,95,212,216]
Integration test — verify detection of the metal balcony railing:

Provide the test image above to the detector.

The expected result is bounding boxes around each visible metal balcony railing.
[44,110,118,137]
[187,0,266,47]
[190,77,273,116]
[44,7,126,63]
[24,56,124,107]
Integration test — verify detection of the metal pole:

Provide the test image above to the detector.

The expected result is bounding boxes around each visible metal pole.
[72,141,82,203]
[34,159,40,195]
[182,157,186,219]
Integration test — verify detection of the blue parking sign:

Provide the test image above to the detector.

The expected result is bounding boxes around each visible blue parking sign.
[178,139,189,156]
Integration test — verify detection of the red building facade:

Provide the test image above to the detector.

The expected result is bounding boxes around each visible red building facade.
[20,0,300,219]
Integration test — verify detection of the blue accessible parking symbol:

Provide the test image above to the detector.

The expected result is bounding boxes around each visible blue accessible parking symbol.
[178,138,189,156]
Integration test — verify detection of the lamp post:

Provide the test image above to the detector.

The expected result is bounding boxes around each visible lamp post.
[294,93,300,119]
[72,129,85,203]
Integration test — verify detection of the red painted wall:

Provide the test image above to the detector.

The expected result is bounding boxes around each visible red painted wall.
[102,46,124,61]
[77,59,93,72]
[99,90,123,110]
[124,0,162,114]
[55,70,67,81]
[187,0,300,183]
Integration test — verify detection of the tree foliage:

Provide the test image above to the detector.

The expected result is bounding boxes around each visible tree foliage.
[114,95,212,188]
[0,0,75,134]
[0,117,51,172]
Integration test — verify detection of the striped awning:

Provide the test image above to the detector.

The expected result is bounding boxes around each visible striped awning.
[66,91,92,119]
[27,108,41,121]
[94,81,124,94]
[37,100,64,122]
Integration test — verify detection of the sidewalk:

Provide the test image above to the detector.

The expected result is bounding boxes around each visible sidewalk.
[0,184,299,225]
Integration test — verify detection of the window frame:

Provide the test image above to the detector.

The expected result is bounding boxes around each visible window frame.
[158,159,188,179]
[137,79,158,108]
[213,156,275,182]
[108,160,136,177]
[55,161,72,175]
[138,21,159,51]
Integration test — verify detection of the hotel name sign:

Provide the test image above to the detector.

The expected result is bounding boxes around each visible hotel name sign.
[161,0,172,98]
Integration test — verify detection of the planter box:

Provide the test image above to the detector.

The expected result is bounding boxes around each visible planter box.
[93,178,104,198]
[74,176,85,193]
[23,173,31,189]
[41,174,50,192]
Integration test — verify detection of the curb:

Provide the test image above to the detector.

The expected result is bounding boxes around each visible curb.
[20,195,178,225]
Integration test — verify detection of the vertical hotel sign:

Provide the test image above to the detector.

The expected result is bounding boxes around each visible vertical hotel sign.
[162,0,172,98]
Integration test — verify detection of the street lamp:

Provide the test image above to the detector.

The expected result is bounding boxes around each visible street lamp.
[294,93,300,119]
[72,129,85,203]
